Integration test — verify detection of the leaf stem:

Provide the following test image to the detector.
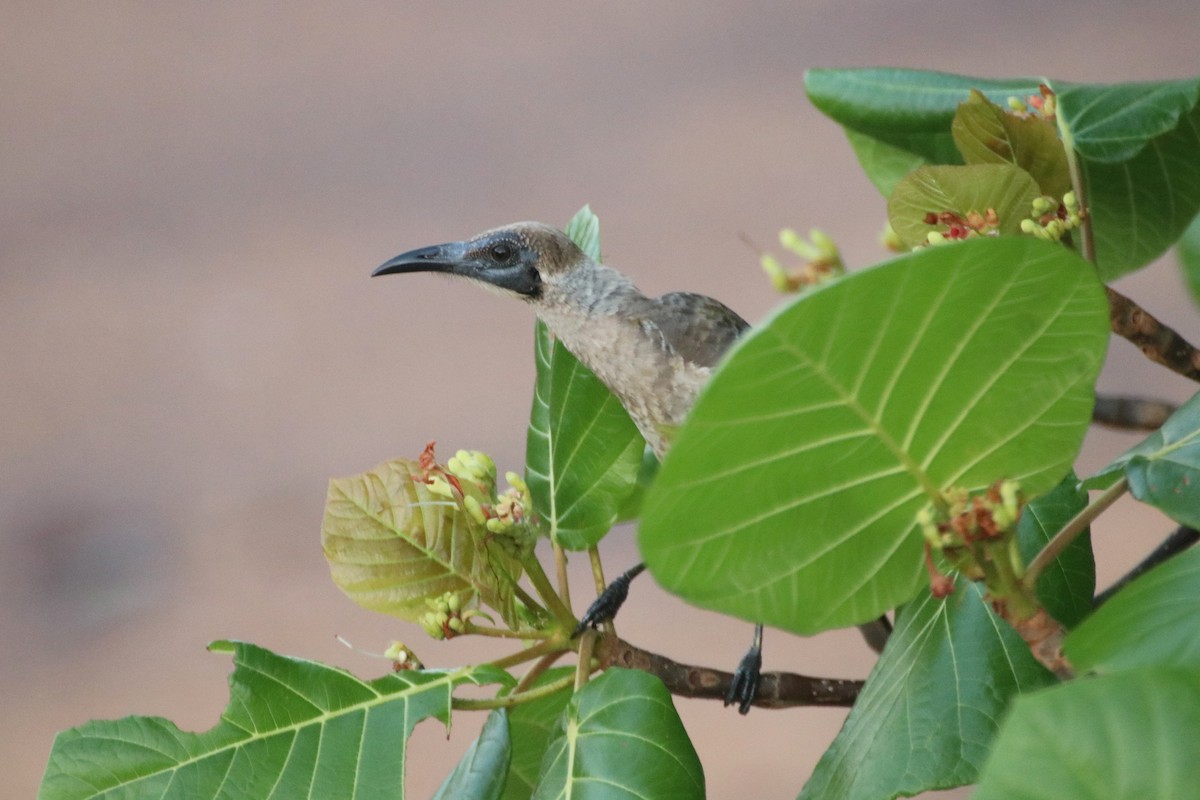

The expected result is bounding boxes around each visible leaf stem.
[465,622,553,640]
[483,637,567,672]
[521,549,577,629]
[1023,476,1128,591]
[588,546,607,595]
[1058,115,1096,263]
[453,672,577,711]
[513,649,569,694]
[575,630,597,691]
[553,540,571,611]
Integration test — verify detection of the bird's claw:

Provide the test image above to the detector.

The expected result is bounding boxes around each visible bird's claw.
[725,624,764,714]
[572,563,646,638]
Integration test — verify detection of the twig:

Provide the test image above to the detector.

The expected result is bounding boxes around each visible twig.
[553,541,571,611]
[1092,394,1178,431]
[1023,476,1129,592]
[594,634,862,709]
[514,649,569,694]
[453,672,577,711]
[1095,526,1200,607]
[521,550,577,629]
[1106,287,1200,383]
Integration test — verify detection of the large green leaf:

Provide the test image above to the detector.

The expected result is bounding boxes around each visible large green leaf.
[1066,545,1200,673]
[1087,389,1200,528]
[433,710,512,800]
[524,207,644,550]
[799,481,1087,800]
[806,69,1039,171]
[639,237,1109,634]
[39,641,512,800]
[807,68,1200,278]
[532,669,703,800]
[974,668,1200,799]
[799,580,1055,800]
[1058,79,1200,278]
[500,668,574,800]
[322,458,524,628]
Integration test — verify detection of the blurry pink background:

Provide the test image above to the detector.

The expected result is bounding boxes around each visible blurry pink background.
[5,3,1200,797]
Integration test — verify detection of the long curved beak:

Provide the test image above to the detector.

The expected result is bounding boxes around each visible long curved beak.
[372,243,463,277]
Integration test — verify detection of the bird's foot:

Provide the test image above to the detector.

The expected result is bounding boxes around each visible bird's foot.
[572,563,646,638]
[725,624,763,715]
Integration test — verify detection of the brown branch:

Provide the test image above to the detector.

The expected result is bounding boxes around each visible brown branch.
[594,634,863,709]
[1106,287,1200,383]
[1092,393,1178,431]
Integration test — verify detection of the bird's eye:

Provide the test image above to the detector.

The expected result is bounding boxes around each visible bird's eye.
[489,242,516,263]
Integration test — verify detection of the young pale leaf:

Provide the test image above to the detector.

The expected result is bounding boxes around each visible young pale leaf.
[1087,389,1200,529]
[433,710,512,800]
[887,163,1041,248]
[951,89,1071,198]
[532,669,703,800]
[1016,472,1095,628]
[799,581,1055,800]
[524,207,644,550]
[1066,545,1200,673]
[1178,212,1200,307]
[39,641,512,800]
[322,457,526,629]
[974,668,1200,800]
[500,667,574,800]
[640,237,1109,634]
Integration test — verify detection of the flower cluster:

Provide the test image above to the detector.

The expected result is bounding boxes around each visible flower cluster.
[760,227,844,292]
[922,208,1001,246]
[917,479,1024,598]
[1020,191,1084,242]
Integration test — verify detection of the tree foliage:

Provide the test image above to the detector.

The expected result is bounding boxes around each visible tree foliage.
[40,69,1200,799]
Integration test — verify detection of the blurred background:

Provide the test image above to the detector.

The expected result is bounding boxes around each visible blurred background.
[5,2,1200,797]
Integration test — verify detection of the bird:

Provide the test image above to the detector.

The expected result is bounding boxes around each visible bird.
[374,221,816,712]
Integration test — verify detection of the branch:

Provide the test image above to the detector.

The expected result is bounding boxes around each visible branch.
[1106,287,1200,383]
[594,634,862,709]
[1092,393,1178,431]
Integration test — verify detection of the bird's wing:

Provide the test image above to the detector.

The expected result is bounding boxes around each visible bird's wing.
[640,292,750,368]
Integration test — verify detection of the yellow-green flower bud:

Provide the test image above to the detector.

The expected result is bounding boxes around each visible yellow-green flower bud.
[447,593,461,613]
[1020,219,1038,234]
[447,617,465,633]
[1031,196,1054,215]
[486,517,513,534]
[761,253,791,293]
[463,495,487,525]
[505,471,528,494]
[1063,191,1078,212]
[926,231,948,247]
[1007,96,1028,113]
[426,475,456,500]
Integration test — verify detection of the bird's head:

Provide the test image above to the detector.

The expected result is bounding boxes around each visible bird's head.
[373,222,586,302]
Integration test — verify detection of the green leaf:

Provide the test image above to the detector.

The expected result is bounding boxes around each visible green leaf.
[887,163,1041,249]
[806,68,1040,168]
[799,581,1055,800]
[524,208,645,550]
[952,89,1071,198]
[433,710,512,800]
[807,68,1200,278]
[1058,79,1200,278]
[1066,545,1200,673]
[640,237,1109,634]
[322,458,525,627]
[501,668,574,800]
[845,127,929,196]
[39,641,512,800]
[1089,389,1200,529]
[1178,212,1200,307]
[974,667,1200,800]
[1016,472,1095,628]
[532,669,703,800]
